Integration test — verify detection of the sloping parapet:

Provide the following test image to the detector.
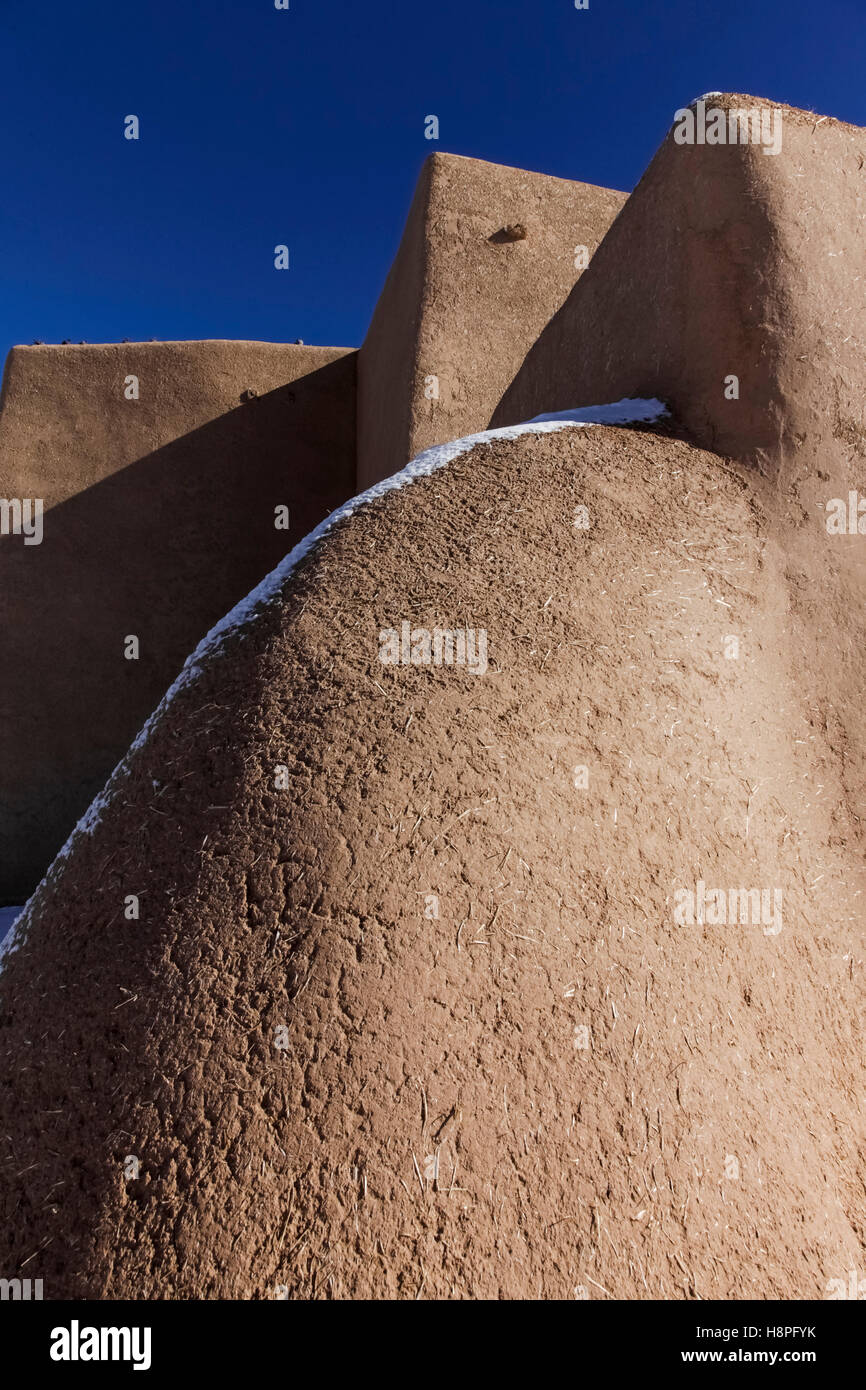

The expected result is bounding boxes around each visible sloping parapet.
[0,340,357,901]
[494,95,866,495]
[357,153,626,487]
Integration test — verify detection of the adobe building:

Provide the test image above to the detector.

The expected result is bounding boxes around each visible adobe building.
[1,93,866,1301]
[494,94,866,495]
[356,152,627,487]
[0,157,627,901]
[3,99,865,909]
[0,341,357,899]
[1,418,864,1298]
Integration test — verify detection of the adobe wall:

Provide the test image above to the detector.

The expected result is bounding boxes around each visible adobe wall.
[0,340,356,901]
[494,96,866,497]
[7,105,863,901]
[3,423,865,1297]
[357,152,627,487]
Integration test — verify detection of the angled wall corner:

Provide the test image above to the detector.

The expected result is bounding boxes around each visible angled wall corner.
[357,152,627,488]
[494,95,866,490]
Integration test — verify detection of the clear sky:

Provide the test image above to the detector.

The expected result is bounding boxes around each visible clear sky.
[1,0,863,362]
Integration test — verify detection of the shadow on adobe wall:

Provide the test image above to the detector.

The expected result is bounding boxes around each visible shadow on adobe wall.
[487,237,658,433]
[0,356,356,902]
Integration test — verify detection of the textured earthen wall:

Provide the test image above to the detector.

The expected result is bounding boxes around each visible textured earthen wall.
[494,96,866,495]
[2,425,864,1298]
[357,153,626,487]
[0,341,356,900]
[2,98,866,1300]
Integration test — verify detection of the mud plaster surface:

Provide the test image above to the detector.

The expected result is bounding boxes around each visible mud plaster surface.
[1,424,864,1299]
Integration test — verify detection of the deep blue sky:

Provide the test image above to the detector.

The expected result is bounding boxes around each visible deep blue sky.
[1,0,863,361]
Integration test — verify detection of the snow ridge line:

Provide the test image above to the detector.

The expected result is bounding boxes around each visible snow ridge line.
[0,398,667,970]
